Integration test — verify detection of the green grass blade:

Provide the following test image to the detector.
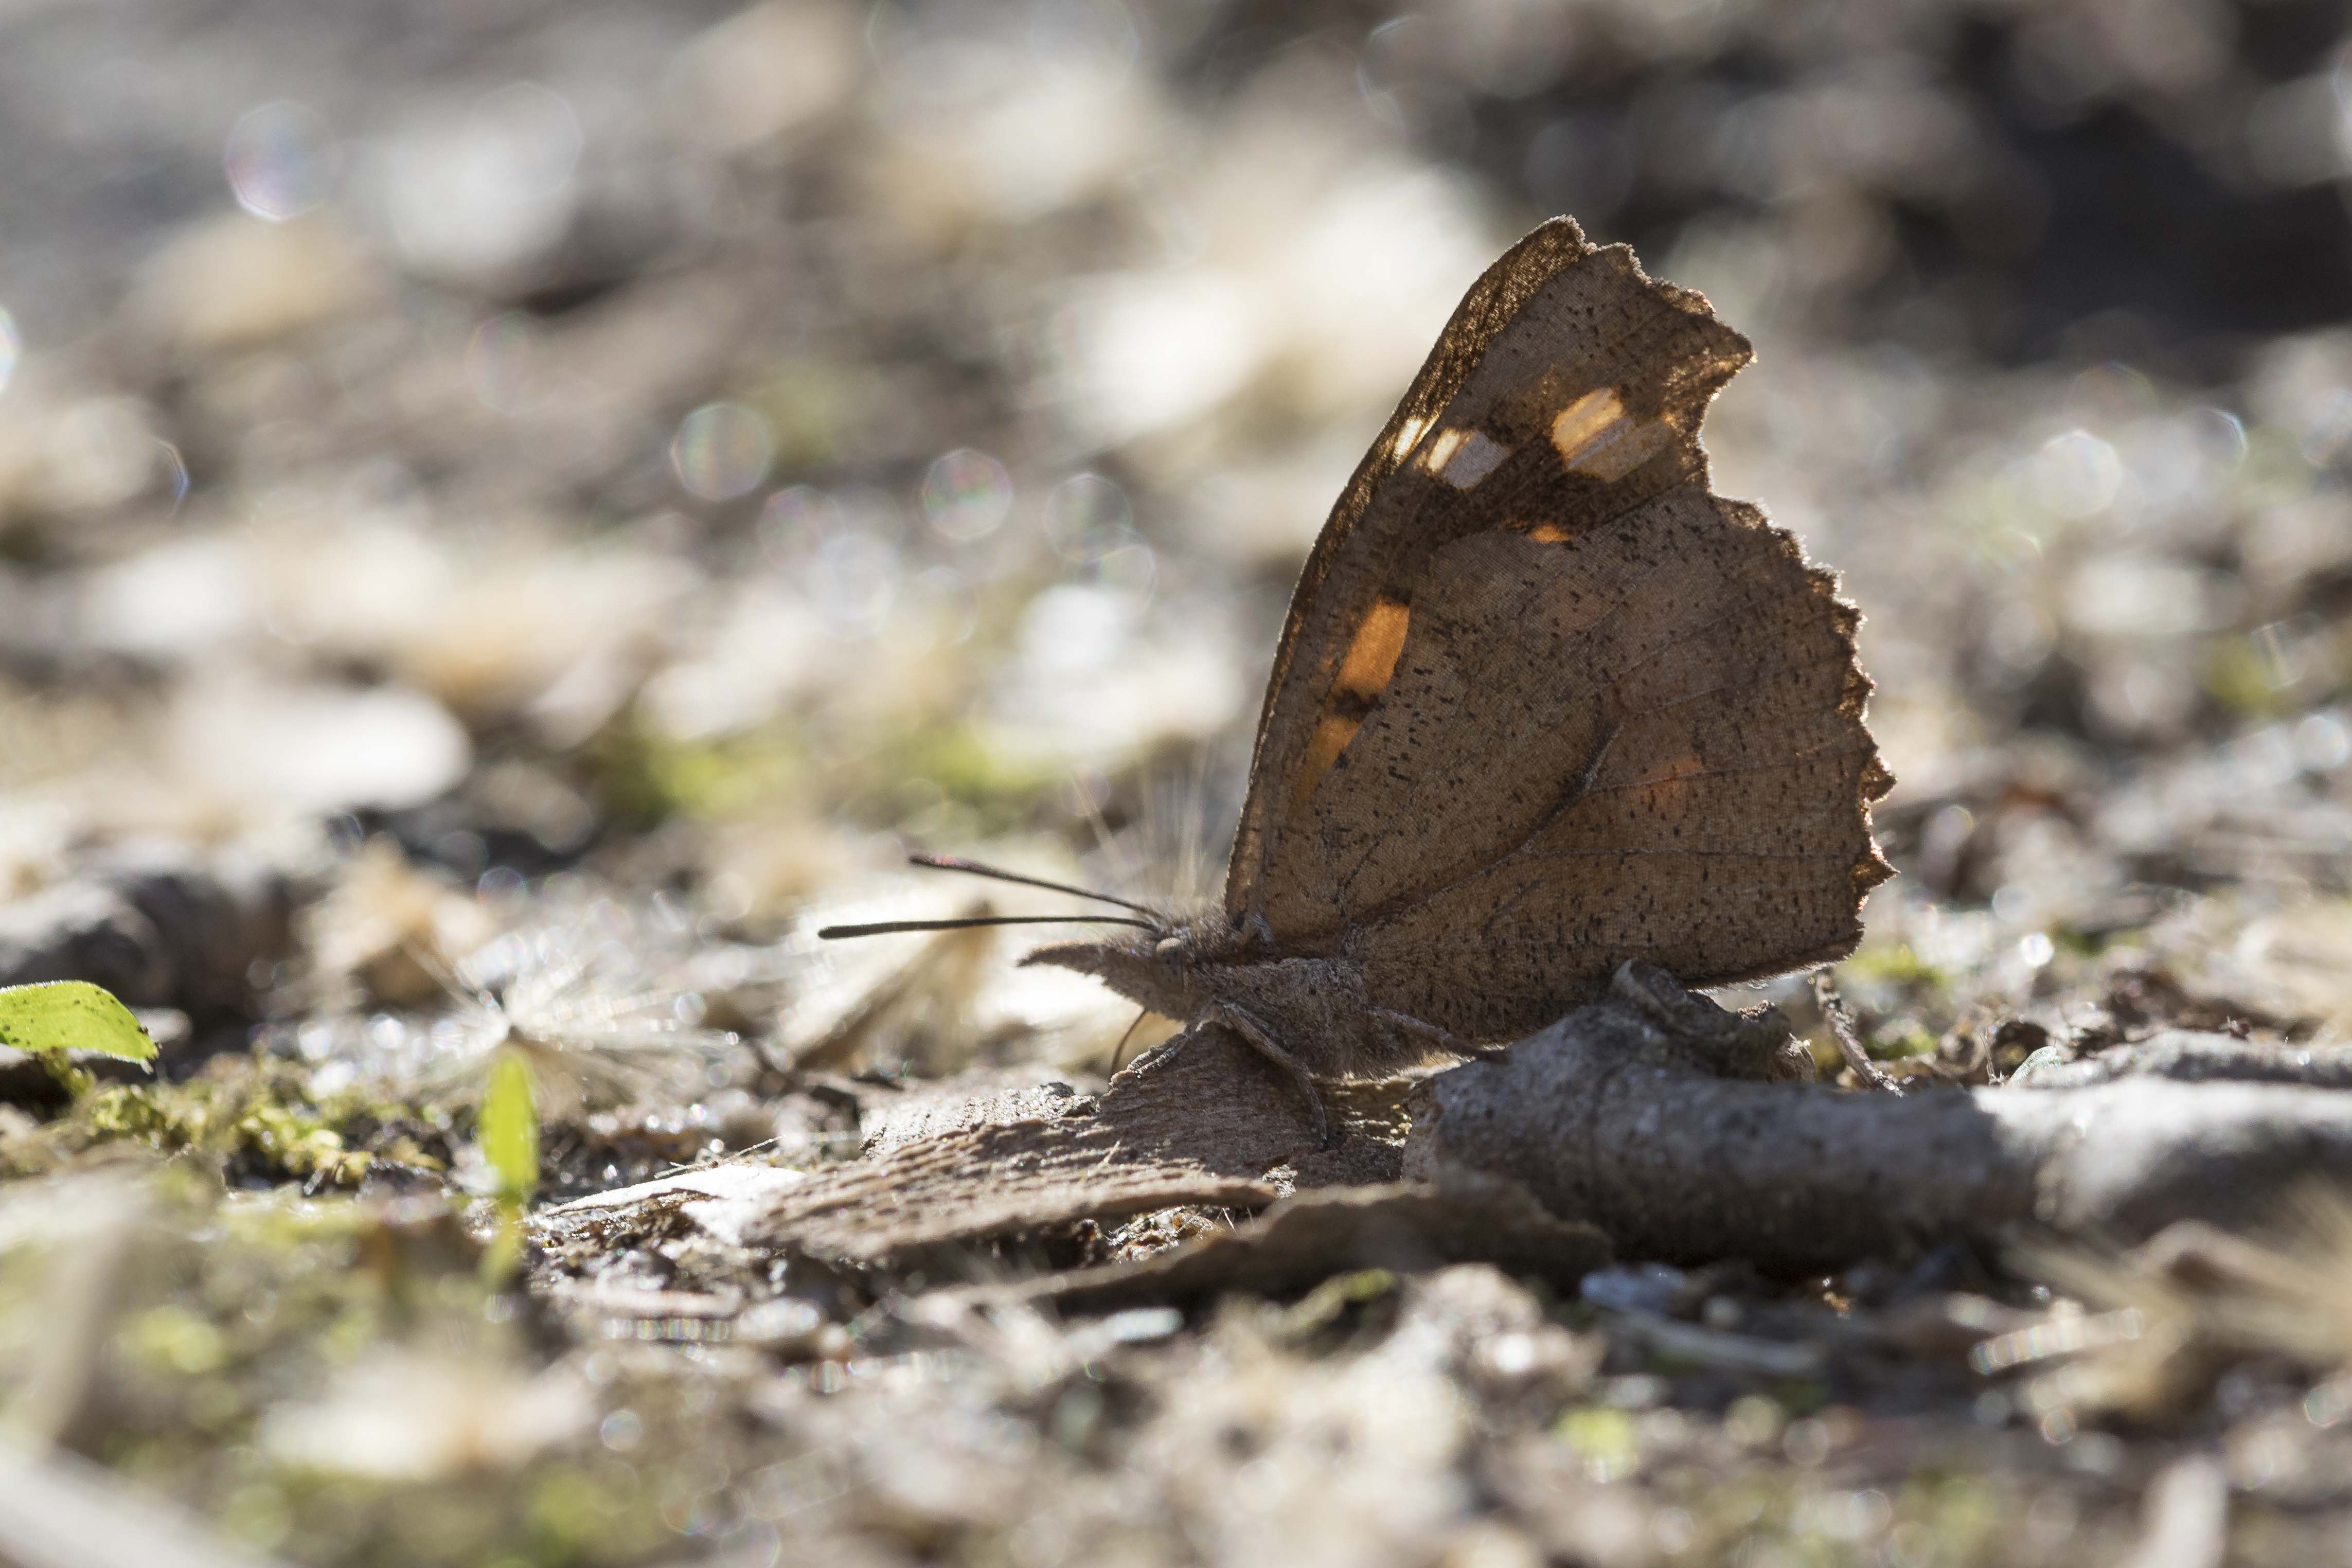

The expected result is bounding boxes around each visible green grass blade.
[480,1047,540,1205]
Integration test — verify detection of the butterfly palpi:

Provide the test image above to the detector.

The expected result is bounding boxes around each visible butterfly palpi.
[824,217,1893,1141]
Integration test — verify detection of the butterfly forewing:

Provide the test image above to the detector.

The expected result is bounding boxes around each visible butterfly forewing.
[1223,220,1596,919]
[1222,217,1890,1039]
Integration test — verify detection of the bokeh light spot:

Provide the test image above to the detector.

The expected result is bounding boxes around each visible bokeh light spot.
[1018,582,1136,675]
[49,397,158,510]
[373,81,582,282]
[809,531,900,636]
[921,448,1014,542]
[0,308,17,397]
[1043,472,1132,561]
[157,441,191,512]
[225,101,340,222]
[758,485,844,561]
[756,485,898,636]
[475,82,582,199]
[2028,430,2123,519]
[1089,539,1157,604]
[671,402,775,501]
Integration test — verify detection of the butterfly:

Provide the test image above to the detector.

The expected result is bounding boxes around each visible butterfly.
[824,216,1893,1142]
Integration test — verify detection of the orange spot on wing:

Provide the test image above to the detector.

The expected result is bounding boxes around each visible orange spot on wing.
[1525,521,1573,543]
[1334,595,1411,700]
[1291,713,1364,810]
[1290,594,1413,811]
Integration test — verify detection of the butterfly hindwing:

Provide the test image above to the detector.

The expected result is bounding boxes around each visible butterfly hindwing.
[1223,217,1890,1038]
[1344,492,1888,1038]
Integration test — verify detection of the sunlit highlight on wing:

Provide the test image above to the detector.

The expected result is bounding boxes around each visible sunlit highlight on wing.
[1423,427,1510,489]
[1550,387,1673,480]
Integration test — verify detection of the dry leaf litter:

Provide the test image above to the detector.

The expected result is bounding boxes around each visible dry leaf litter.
[7,1,2352,1564]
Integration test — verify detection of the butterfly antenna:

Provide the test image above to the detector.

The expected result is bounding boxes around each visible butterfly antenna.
[906,852,1159,916]
[819,914,1158,940]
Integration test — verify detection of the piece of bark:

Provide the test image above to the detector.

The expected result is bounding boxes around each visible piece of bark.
[555,1025,1402,1264]
[1405,964,2352,1275]
[957,1175,1611,1313]
[735,1025,1402,1259]
[759,1114,1278,1263]
[856,1066,1095,1156]
[540,1163,814,1252]
[2008,1030,2352,1091]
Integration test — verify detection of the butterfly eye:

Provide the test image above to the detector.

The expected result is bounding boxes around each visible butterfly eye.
[1154,936,1184,958]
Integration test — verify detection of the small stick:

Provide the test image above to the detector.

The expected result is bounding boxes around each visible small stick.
[1811,971,1903,1095]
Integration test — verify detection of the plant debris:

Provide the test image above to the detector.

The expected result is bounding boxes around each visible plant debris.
[10,0,2352,1563]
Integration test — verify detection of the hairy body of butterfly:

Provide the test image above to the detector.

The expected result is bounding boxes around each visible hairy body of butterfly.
[824,214,1892,1147]
[1026,918,1467,1113]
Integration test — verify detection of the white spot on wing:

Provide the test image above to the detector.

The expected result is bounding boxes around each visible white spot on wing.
[1421,427,1510,490]
[1550,387,1671,481]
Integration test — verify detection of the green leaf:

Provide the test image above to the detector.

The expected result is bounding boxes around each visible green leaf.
[480,1047,540,1205]
[0,981,157,1064]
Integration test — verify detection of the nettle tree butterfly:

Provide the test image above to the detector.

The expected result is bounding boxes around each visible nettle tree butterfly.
[826,217,1892,1141]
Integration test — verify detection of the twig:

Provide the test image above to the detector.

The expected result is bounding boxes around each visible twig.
[1812,971,1903,1094]
[1407,966,2352,1271]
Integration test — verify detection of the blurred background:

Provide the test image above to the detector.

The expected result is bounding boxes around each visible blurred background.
[13,4,2352,1563]
[5,0,2352,1035]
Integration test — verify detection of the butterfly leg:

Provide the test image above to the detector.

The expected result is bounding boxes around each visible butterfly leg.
[1369,1006,1477,1057]
[1231,909,1277,951]
[1206,1002,1332,1148]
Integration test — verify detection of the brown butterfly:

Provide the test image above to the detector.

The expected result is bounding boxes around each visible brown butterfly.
[823,217,1893,1141]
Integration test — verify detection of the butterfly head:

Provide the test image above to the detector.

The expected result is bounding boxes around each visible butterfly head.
[1018,911,1222,1023]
